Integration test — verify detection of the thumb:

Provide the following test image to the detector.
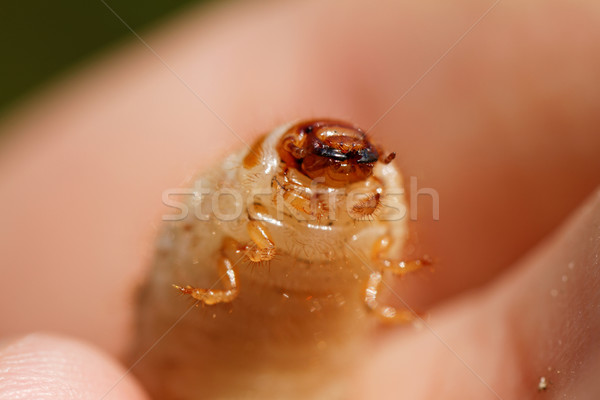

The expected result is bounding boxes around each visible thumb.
[502,187,600,397]
[0,333,148,400]
[355,188,600,399]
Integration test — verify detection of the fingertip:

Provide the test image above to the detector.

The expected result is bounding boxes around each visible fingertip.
[500,187,600,397]
[0,333,148,400]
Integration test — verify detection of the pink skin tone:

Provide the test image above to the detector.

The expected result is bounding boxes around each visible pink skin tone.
[0,334,146,399]
[1,0,600,398]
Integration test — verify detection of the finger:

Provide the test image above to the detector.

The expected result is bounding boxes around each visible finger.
[500,188,600,397]
[355,188,600,399]
[0,333,148,400]
[375,0,600,308]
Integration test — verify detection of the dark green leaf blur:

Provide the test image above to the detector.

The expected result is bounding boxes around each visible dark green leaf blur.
[0,0,207,115]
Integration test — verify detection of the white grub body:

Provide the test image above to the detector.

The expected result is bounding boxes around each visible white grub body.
[134,122,408,399]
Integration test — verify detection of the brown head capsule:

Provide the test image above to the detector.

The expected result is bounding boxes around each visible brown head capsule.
[277,120,383,188]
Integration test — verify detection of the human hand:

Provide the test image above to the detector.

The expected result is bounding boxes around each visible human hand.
[1,0,599,398]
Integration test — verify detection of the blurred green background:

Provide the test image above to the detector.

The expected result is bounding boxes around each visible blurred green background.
[0,0,207,115]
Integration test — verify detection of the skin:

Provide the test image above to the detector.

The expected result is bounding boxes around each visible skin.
[0,0,599,398]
